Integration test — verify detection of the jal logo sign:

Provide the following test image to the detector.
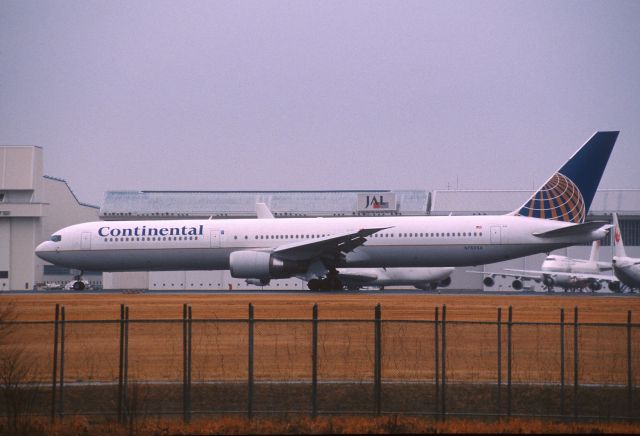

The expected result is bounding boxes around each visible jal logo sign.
[357,193,396,211]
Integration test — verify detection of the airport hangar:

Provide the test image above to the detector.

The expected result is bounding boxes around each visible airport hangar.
[2,144,640,292]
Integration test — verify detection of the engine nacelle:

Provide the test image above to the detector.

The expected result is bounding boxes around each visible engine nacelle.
[483,277,495,287]
[439,276,452,288]
[512,279,523,291]
[609,281,621,292]
[588,281,601,291]
[543,276,555,288]
[229,251,305,280]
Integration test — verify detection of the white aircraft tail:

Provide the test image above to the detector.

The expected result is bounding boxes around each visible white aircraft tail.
[612,213,627,258]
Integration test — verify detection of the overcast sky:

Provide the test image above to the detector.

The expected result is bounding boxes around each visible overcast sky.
[1,1,639,206]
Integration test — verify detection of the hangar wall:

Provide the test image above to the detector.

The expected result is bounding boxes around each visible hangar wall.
[0,145,100,291]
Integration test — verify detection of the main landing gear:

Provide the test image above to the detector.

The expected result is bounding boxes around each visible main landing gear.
[307,271,344,291]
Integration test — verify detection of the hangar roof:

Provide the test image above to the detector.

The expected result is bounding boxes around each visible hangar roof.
[100,190,429,220]
[100,188,640,220]
[430,189,640,216]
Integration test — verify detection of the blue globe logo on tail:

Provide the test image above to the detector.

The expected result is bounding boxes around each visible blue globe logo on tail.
[513,131,618,224]
[518,172,585,223]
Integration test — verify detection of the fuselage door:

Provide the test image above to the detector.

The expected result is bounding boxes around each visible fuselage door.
[210,229,221,248]
[490,226,501,244]
[81,232,91,250]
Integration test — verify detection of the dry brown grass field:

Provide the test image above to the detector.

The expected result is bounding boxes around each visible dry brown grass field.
[2,292,639,322]
[1,293,639,385]
[6,415,640,435]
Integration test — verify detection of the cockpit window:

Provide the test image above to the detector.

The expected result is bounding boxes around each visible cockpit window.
[50,235,62,242]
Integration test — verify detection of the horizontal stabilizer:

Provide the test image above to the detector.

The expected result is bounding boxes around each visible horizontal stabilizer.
[532,221,610,238]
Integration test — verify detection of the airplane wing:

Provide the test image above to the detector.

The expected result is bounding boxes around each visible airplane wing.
[504,268,618,283]
[272,227,390,263]
[467,270,541,282]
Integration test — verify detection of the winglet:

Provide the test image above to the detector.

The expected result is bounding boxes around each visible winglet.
[513,131,618,223]
[256,203,275,219]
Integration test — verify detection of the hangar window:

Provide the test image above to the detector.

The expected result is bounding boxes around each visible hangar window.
[0,271,9,279]
[50,235,62,242]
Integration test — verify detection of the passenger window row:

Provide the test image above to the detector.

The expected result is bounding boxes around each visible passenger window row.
[104,236,199,242]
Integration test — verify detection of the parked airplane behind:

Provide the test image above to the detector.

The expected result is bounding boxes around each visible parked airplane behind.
[247,267,454,291]
[36,132,618,291]
[612,213,640,291]
[475,240,620,292]
[338,267,454,291]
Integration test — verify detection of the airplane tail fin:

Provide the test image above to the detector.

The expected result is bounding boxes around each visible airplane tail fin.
[612,213,627,258]
[589,240,600,263]
[513,131,618,223]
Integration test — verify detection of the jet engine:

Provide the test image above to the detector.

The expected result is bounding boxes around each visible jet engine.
[608,281,621,292]
[439,276,452,288]
[542,276,555,289]
[588,281,602,291]
[483,277,495,287]
[512,279,523,290]
[229,251,305,280]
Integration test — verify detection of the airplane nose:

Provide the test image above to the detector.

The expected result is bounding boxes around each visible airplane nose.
[35,241,55,262]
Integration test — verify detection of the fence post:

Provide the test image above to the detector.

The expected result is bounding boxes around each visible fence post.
[374,303,382,416]
[117,303,125,424]
[441,304,446,419]
[182,304,188,423]
[311,304,318,418]
[497,307,502,416]
[573,306,579,420]
[59,306,65,420]
[51,303,59,423]
[434,306,439,416]
[124,306,129,420]
[627,310,632,420]
[507,306,512,417]
[248,303,254,420]
[560,308,565,417]
[187,305,192,423]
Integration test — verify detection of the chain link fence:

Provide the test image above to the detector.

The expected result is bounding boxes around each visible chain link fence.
[0,304,638,423]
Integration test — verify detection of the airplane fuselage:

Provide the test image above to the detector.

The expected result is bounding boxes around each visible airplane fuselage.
[36,215,608,273]
[613,257,640,289]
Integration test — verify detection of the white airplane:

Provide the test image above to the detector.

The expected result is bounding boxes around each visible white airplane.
[337,267,454,291]
[612,213,640,291]
[246,267,454,291]
[475,240,620,292]
[36,131,618,291]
